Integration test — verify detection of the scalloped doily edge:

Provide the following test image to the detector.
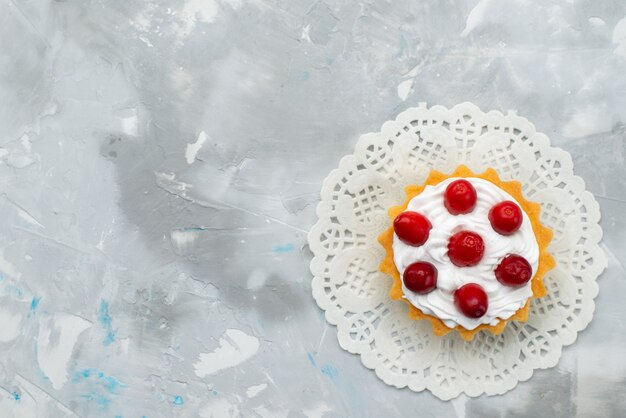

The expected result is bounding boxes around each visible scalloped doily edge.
[307,102,608,399]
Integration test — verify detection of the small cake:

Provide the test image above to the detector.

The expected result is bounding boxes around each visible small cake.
[379,166,555,340]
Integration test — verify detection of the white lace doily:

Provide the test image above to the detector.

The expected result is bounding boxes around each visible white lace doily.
[308,102,607,400]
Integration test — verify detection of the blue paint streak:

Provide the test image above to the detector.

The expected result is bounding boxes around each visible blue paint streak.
[300,71,310,80]
[97,300,116,346]
[273,243,294,254]
[102,374,124,393]
[11,391,20,402]
[182,226,207,231]
[173,395,184,405]
[306,352,317,368]
[321,364,338,379]
[81,391,111,410]
[30,297,40,312]
[36,368,50,381]
[74,368,127,412]
[73,368,127,394]
[5,284,24,297]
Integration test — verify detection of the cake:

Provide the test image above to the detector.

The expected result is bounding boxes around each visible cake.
[378,166,555,340]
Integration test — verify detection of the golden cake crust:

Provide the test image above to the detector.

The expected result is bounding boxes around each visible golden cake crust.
[378,165,555,341]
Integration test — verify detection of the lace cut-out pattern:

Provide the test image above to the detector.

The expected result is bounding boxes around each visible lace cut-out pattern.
[309,103,606,399]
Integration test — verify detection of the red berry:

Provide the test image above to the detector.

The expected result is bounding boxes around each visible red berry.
[454,283,488,318]
[495,254,533,287]
[447,231,485,267]
[444,179,477,215]
[393,211,432,246]
[489,201,523,235]
[403,262,438,294]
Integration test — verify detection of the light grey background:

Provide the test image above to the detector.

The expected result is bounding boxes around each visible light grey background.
[0,0,624,417]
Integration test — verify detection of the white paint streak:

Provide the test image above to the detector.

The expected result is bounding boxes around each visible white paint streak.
[254,406,289,418]
[451,394,468,418]
[405,62,424,78]
[18,208,44,228]
[316,323,328,352]
[4,135,37,169]
[612,16,626,57]
[397,79,414,101]
[246,269,268,290]
[194,329,260,378]
[138,35,154,48]
[562,108,611,138]
[461,0,496,37]
[20,135,32,152]
[588,17,605,27]
[185,0,219,22]
[185,131,208,164]
[301,24,312,43]
[246,383,267,398]
[36,313,92,390]
[171,229,200,253]
[155,171,192,199]
[199,398,241,418]
[0,309,21,342]
[0,252,22,279]
[179,0,219,35]
[121,114,138,136]
[303,402,332,418]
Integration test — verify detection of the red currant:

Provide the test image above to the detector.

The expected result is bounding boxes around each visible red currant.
[454,283,488,318]
[403,262,438,294]
[489,201,523,235]
[393,211,432,246]
[447,231,485,267]
[495,254,533,286]
[444,179,477,215]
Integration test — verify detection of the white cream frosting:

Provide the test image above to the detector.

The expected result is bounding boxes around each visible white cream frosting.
[392,177,539,330]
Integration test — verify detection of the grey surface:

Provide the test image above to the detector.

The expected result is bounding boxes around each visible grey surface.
[0,0,624,417]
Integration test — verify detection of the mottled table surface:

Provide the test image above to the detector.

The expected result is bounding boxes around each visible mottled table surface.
[1,0,625,417]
